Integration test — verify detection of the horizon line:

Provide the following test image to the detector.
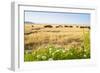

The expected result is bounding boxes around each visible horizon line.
[24,21,90,26]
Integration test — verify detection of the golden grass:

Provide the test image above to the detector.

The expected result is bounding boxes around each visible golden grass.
[24,24,90,51]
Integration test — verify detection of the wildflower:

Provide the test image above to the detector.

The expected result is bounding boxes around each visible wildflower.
[84,54,87,57]
[62,50,66,53]
[48,58,53,61]
[52,52,55,56]
[56,49,60,52]
[70,53,73,55]
[84,49,87,52]
[41,56,47,60]
[49,48,52,54]
[36,55,40,58]
[49,48,52,51]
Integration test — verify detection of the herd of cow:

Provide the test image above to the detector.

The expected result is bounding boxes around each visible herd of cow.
[24,24,90,35]
[31,25,90,30]
[43,25,90,29]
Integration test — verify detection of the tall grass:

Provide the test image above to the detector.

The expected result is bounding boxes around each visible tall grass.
[24,32,90,61]
[24,24,90,61]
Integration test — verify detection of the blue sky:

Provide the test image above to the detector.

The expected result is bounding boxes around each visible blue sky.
[24,11,90,25]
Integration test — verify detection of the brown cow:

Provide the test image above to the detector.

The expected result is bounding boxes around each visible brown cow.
[64,25,69,27]
[44,25,53,28]
[80,26,90,29]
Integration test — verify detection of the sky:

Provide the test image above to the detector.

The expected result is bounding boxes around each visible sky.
[24,11,90,25]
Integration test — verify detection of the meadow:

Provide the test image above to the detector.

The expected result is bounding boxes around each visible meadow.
[24,23,90,61]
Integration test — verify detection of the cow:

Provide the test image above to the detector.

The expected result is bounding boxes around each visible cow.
[69,26,73,28]
[44,25,53,28]
[64,25,69,27]
[80,26,90,29]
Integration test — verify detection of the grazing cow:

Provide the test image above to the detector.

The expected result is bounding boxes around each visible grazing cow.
[64,25,69,27]
[87,26,90,29]
[80,26,85,28]
[80,26,90,29]
[56,25,63,28]
[69,26,73,28]
[44,25,53,28]
[64,25,73,28]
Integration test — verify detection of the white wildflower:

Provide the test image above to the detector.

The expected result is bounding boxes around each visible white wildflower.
[49,48,52,54]
[52,52,55,56]
[84,54,87,57]
[49,48,52,51]
[56,49,60,52]
[48,58,53,61]
[84,49,87,52]
[36,55,40,58]
[62,50,66,53]
[41,56,47,60]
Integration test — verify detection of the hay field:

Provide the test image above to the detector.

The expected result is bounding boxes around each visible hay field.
[24,23,90,61]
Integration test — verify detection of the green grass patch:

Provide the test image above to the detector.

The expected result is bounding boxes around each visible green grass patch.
[24,32,90,61]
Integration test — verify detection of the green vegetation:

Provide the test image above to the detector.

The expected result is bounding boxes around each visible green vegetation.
[24,32,90,61]
[24,24,90,62]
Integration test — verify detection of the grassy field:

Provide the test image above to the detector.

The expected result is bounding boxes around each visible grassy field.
[24,24,90,61]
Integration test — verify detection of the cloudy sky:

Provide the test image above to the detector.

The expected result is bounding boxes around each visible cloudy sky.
[24,11,90,25]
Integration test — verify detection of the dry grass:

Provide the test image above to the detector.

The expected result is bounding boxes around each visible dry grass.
[24,24,90,51]
[24,24,90,61]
